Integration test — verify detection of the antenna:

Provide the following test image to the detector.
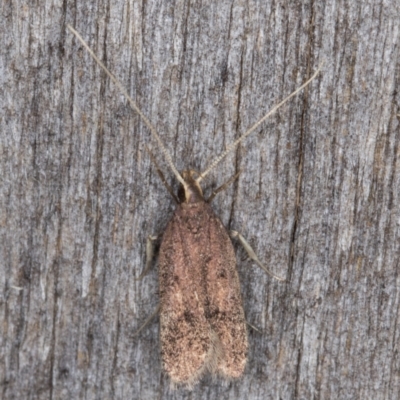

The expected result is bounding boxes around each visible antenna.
[67,25,187,189]
[197,63,323,183]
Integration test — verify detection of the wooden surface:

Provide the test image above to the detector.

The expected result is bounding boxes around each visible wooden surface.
[1,0,400,399]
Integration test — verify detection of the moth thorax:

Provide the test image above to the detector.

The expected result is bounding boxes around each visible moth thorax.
[178,170,204,204]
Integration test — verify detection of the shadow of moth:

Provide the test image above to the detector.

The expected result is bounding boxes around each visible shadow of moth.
[67,25,321,388]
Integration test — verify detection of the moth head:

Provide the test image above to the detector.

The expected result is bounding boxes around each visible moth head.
[178,170,204,204]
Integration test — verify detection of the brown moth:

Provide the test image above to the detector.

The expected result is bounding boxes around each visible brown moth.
[67,25,321,388]
[158,170,248,384]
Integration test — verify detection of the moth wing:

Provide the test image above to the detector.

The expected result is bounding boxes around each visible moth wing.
[205,204,248,378]
[158,205,212,385]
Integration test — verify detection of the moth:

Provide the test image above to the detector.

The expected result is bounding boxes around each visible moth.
[67,25,321,387]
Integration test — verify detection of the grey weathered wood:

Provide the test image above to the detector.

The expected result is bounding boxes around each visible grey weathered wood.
[1,0,400,399]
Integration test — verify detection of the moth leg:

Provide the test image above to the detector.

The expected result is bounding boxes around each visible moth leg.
[206,170,241,203]
[230,230,286,282]
[136,235,158,280]
[133,304,161,337]
[246,320,261,333]
[145,145,179,203]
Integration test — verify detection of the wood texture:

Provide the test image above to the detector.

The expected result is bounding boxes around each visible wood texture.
[1,0,399,399]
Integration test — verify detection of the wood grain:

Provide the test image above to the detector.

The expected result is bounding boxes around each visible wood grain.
[1,0,399,399]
